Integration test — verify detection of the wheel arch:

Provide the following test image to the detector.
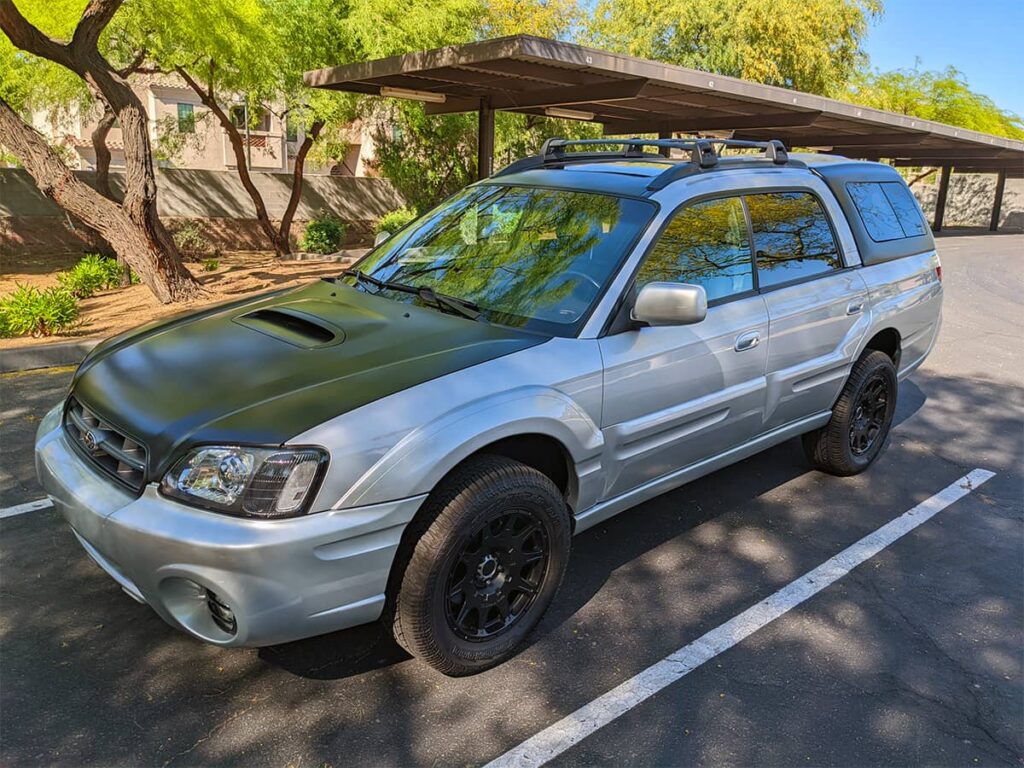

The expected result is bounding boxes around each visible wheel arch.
[862,326,902,368]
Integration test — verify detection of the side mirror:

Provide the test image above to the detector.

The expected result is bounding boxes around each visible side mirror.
[632,282,708,326]
[374,230,391,247]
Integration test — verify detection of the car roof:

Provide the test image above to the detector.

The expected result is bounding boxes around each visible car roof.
[483,152,889,198]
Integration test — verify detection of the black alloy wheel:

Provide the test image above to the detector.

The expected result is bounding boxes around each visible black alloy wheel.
[849,373,890,455]
[444,510,550,641]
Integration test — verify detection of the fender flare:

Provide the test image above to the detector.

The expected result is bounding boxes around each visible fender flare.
[336,386,604,509]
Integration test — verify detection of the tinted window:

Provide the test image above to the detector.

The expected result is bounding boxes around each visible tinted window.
[847,181,928,241]
[350,185,655,336]
[882,182,928,237]
[747,192,842,288]
[636,196,753,301]
[847,182,904,241]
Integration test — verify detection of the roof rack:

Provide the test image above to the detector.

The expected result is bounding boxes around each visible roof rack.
[493,137,797,190]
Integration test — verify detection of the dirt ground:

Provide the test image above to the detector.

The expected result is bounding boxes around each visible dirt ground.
[0,251,356,349]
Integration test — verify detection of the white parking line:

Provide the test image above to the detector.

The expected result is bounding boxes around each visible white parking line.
[0,498,53,519]
[485,468,997,768]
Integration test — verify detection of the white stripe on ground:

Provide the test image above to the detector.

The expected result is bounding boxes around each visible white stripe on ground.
[485,468,996,768]
[0,498,53,519]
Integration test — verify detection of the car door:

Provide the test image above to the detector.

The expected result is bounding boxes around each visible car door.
[746,191,870,431]
[598,195,769,501]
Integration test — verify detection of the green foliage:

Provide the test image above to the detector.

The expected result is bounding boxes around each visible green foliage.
[370,104,601,212]
[301,213,347,253]
[846,64,1024,140]
[376,207,418,234]
[172,221,214,257]
[56,254,124,298]
[0,285,79,338]
[202,258,221,272]
[585,0,880,96]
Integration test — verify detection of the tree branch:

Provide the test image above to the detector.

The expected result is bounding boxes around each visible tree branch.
[279,118,325,247]
[69,0,123,55]
[117,48,148,77]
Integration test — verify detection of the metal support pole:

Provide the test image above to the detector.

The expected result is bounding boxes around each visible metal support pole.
[989,169,1007,232]
[658,131,672,158]
[477,99,495,180]
[932,165,951,232]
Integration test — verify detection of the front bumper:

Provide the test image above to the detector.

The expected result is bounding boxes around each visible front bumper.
[35,405,425,647]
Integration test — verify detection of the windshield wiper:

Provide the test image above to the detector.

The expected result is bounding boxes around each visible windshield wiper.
[341,269,484,322]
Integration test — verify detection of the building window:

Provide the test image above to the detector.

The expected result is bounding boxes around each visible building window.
[230,105,271,132]
[176,103,195,134]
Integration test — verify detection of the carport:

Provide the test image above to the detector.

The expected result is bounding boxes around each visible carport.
[305,35,1024,231]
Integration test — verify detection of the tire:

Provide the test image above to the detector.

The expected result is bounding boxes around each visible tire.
[390,455,571,676]
[803,350,898,476]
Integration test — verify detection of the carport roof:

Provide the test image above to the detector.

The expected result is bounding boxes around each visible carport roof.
[305,35,1024,176]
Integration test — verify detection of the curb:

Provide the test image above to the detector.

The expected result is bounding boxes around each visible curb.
[0,339,100,374]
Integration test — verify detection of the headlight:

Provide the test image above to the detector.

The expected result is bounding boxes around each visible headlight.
[160,446,328,519]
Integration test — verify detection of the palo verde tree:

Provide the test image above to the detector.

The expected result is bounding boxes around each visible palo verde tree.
[846,63,1024,139]
[586,0,881,96]
[0,0,201,303]
[137,0,485,258]
[369,0,601,212]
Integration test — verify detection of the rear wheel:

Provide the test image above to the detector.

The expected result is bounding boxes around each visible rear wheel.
[803,350,898,476]
[390,455,571,676]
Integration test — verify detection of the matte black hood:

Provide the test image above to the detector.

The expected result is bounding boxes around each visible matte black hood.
[70,281,545,477]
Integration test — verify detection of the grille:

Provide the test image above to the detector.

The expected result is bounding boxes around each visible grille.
[64,397,147,492]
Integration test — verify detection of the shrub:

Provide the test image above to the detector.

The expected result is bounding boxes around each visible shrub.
[375,207,417,236]
[57,253,123,298]
[172,220,213,257]
[301,212,347,254]
[202,258,220,272]
[0,285,79,338]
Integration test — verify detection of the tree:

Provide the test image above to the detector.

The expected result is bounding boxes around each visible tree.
[846,64,1024,140]
[368,0,601,213]
[0,0,201,303]
[586,0,881,96]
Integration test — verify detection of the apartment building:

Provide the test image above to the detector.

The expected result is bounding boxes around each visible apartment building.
[30,73,373,177]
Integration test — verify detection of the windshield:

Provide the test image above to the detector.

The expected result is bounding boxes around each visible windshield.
[346,185,656,335]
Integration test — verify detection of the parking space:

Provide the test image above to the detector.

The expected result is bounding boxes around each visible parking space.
[1,233,1021,767]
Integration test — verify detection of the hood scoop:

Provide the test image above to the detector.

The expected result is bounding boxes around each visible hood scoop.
[233,306,344,349]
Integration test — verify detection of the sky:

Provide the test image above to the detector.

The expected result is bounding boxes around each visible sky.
[861,0,1024,116]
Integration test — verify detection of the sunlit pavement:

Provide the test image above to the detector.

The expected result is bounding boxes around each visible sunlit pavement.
[1,233,1021,767]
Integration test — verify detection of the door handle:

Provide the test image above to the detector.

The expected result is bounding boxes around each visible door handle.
[846,300,865,316]
[735,331,760,352]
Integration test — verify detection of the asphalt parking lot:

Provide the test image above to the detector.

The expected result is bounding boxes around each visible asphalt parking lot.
[1,232,1021,767]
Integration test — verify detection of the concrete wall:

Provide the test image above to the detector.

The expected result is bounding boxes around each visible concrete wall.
[0,168,405,255]
[912,174,1024,231]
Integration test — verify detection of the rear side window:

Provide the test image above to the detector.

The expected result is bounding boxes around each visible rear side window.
[636,196,753,302]
[746,192,842,289]
[847,181,928,241]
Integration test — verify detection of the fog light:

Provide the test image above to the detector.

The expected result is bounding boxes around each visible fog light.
[205,589,237,634]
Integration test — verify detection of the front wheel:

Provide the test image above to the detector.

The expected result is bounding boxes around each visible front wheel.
[803,350,898,476]
[390,455,571,676]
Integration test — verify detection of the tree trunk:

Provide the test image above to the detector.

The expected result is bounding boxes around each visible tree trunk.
[0,0,200,303]
[91,105,132,285]
[278,119,325,253]
[0,98,200,303]
[177,66,288,257]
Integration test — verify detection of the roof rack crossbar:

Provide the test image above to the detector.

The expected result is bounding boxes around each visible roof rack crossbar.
[493,137,792,186]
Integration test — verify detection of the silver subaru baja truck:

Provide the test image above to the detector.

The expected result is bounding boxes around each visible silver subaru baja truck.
[36,138,942,675]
